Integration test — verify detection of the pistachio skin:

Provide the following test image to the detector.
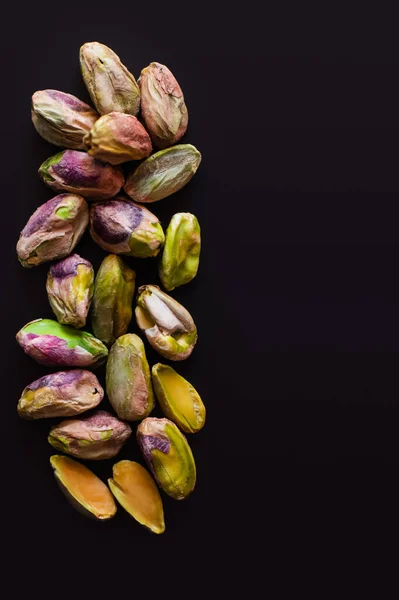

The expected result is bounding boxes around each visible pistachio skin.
[159,213,201,291]
[80,42,140,116]
[91,254,136,347]
[48,410,131,460]
[135,285,197,361]
[16,318,108,368]
[17,370,103,419]
[31,89,99,149]
[137,417,196,500]
[108,461,165,534]
[89,197,164,258]
[84,112,152,164]
[38,150,124,200]
[46,254,94,328]
[139,62,188,149]
[50,455,117,520]
[152,363,206,433]
[124,144,201,203]
[106,334,155,421]
[16,194,89,268]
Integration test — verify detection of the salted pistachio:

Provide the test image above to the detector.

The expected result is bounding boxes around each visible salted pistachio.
[84,112,152,164]
[159,213,201,291]
[80,42,140,116]
[39,150,124,200]
[16,194,88,268]
[48,410,131,460]
[16,318,108,368]
[137,417,196,500]
[50,455,116,520]
[135,285,197,361]
[90,197,164,258]
[17,370,103,419]
[152,364,205,433]
[106,334,154,421]
[124,144,201,203]
[139,62,188,149]
[31,89,99,149]
[108,461,165,534]
[91,254,135,347]
[47,254,94,328]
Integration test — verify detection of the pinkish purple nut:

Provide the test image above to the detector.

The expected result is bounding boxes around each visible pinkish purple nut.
[48,410,132,460]
[16,318,108,368]
[46,254,94,328]
[18,370,103,419]
[16,194,89,268]
[139,62,188,149]
[84,112,152,164]
[38,150,124,200]
[89,196,164,258]
[31,89,99,150]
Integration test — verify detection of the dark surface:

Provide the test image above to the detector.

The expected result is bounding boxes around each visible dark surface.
[2,1,399,581]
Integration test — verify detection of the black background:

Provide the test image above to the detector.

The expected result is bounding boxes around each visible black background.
[2,1,399,584]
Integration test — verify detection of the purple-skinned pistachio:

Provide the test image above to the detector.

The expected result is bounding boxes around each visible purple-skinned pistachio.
[139,62,188,149]
[80,42,140,116]
[47,254,94,328]
[31,89,99,150]
[90,196,164,258]
[16,318,108,368]
[50,455,117,520]
[18,370,103,419]
[106,334,155,421]
[84,112,152,164]
[16,194,89,268]
[135,285,197,360]
[137,417,196,500]
[124,144,201,203]
[91,255,136,347]
[48,410,131,460]
[38,150,124,200]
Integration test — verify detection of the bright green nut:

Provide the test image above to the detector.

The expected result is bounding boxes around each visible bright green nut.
[16,318,108,368]
[152,364,205,433]
[91,254,136,347]
[135,285,197,361]
[159,213,201,291]
[137,417,196,500]
[106,334,154,421]
[124,144,201,203]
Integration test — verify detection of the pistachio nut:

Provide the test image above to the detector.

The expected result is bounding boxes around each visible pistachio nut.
[137,417,196,499]
[106,334,154,421]
[135,285,197,360]
[159,213,201,291]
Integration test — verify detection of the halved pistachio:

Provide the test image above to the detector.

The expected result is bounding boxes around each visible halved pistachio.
[108,461,165,534]
[137,417,196,500]
[135,285,197,360]
[159,213,201,291]
[50,455,117,520]
[48,410,131,460]
[152,364,205,433]
[106,334,154,421]
[91,254,136,347]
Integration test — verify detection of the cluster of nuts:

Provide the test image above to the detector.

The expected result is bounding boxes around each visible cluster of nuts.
[15,42,203,534]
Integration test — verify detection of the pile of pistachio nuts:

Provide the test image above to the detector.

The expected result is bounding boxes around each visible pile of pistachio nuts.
[15,42,203,534]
